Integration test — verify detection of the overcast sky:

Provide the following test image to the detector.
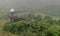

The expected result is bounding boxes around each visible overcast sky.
[0,0,60,11]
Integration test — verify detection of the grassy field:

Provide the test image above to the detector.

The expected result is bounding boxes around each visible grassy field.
[0,19,16,36]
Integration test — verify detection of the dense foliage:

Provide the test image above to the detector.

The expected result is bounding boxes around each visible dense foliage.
[3,14,60,36]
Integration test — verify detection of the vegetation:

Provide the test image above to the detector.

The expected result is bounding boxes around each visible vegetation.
[3,14,60,36]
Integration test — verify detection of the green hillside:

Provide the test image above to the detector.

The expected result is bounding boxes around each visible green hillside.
[3,14,60,36]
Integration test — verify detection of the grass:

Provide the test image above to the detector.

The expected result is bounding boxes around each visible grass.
[0,19,16,36]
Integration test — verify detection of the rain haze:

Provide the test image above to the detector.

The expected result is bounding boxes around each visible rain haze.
[0,0,60,36]
[0,0,60,17]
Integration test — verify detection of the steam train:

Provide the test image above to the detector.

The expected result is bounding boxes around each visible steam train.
[8,9,25,22]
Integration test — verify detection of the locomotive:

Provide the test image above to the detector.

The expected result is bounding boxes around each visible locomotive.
[8,9,25,22]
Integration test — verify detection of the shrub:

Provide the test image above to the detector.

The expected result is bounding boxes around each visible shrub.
[3,14,60,36]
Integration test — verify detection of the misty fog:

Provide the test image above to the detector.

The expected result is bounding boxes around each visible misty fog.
[0,0,60,17]
[0,0,60,10]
